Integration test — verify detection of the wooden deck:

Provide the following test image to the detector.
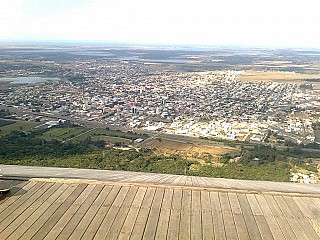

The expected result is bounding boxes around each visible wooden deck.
[1,164,320,195]
[0,166,320,239]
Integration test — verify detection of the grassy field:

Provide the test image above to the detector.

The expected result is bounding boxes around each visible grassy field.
[39,127,89,141]
[237,70,320,83]
[36,126,147,143]
[0,119,41,136]
[70,128,147,142]
[91,135,132,144]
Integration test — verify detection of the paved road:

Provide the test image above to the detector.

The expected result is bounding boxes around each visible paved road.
[1,164,319,195]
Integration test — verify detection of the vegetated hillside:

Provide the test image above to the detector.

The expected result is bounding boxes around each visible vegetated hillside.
[3,126,320,182]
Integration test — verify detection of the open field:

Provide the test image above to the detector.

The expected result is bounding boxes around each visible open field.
[140,138,238,161]
[0,119,41,136]
[237,70,320,83]
[69,127,146,142]
[91,135,132,145]
[39,127,89,141]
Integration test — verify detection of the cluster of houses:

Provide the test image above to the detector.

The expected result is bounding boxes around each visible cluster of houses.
[291,172,319,184]
[0,58,319,144]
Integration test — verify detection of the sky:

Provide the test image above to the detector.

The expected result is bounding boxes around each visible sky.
[0,0,320,48]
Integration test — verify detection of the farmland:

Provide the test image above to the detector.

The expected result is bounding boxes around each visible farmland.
[237,70,320,84]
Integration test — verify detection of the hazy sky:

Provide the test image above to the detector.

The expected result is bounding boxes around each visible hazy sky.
[1,0,319,48]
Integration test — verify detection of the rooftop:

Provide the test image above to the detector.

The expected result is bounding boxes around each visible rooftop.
[0,165,320,239]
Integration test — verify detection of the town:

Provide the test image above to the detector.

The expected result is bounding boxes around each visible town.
[0,51,319,145]
[1,47,320,185]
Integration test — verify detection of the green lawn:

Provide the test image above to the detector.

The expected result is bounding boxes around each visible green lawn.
[38,126,144,143]
[0,120,41,136]
[39,127,89,141]
[70,128,147,142]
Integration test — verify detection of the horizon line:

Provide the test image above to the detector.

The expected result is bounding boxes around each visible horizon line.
[0,39,320,51]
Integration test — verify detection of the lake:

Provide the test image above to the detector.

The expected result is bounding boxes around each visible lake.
[0,77,60,84]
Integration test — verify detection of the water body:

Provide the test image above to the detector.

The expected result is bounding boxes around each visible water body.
[0,77,60,84]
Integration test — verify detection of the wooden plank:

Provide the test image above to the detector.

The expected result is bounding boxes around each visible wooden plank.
[13,183,78,240]
[191,176,200,187]
[176,175,187,187]
[233,215,250,240]
[126,174,154,183]
[118,187,147,240]
[210,191,226,240]
[129,187,156,240]
[228,193,242,215]
[246,194,263,215]
[310,197,320,237]
[191,190,203,239]
[56,184,104,239]
[171,175,184,185]
[68,185,113,240]
[184,176,193,187]
[228,193,250,240]
[273,195,308,240]
[0,181,46,226]
[237,193,262,240]
[201,177,213,187]
[122,175,144,183]
[81,185,121,239]
[203,177,213,187]
[283,196,320,240]
[142,188,165,240]
[196,176,207,188]
[0,181,53,230]
[0,182,60,239]
[44,184,96,240]
[93,186,130,239]
[163,175,180,185]
[179,189,191,240]
[255,194,285,240]
[263,195,297,240]
[219,192,237,239]
[246,194,273,240]
[303,197,320,218]
[154,188,173,240]
[311,197,320,209]
[154,174,175,184]
[201,190,214,240]
[0,180,27,203]
[106,186,139,240]
[144,174,167,184]
[133,175,156,183]
[293,197,320,237]
[28,184,88,239]
[0,181,39,215]
[167,189,183,240]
